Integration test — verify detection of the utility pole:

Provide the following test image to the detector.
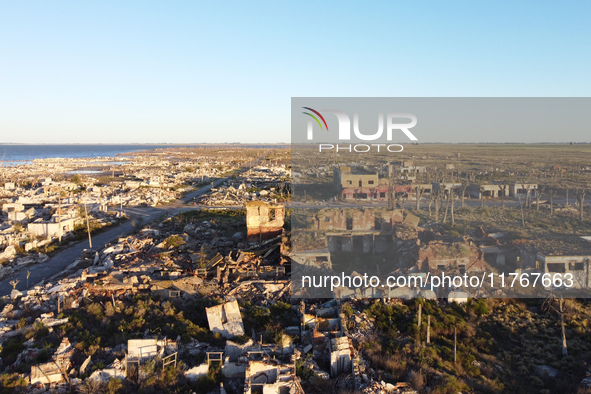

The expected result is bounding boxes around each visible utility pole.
[418,303,422,329]
[518,195,525,227]
[560,295,568,356]
[417,303,422,346]
[427,315,431,344]
[58,187,62,243]
[450,189,455,225]
[84,199,92,249]
[454,327,457,364]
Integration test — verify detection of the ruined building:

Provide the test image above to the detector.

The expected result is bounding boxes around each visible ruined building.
[245,201,285,242]
[333,166,413,201]
[205,300,245,339]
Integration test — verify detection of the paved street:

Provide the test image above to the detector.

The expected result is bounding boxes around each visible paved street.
[0,177,230,296]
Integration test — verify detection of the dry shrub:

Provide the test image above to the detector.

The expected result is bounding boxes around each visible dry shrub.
[364,350,407,380]
[408,370,426,391]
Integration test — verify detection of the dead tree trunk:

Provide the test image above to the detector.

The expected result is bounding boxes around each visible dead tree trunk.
[415,186,424,211]
[560,296,568,356]
[443,193,451,224]
[388,179,395,210]
[577,189,586,223]
[548,189,557,216]
[518,195,525,227]
[499,185,507,208]
[451,190,455,225]
[479,186,485,208]
[417,303,422,344]
[454,327,457,363]
[434,192,441,222]
[536,186,546,211]
[459,185,466,208]
[543,294,568,357]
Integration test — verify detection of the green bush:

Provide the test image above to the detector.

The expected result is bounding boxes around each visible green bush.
[0,373,27,394]
[163,235,185,249]
[107,378,122,394]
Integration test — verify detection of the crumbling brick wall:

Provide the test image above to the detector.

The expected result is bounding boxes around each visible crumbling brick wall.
[315,209,406,231]
[315,209,347,231]
[245,201,285,242]
[418,241,487,273]
[351,210,375,231]
[380,210,404,230]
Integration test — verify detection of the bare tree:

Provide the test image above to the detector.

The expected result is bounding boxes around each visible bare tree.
[479,185,486,208]
[548,189,558,216]
[458,184,467,208]
[543,294,569,356]
[576,188,586,223]
[443,193,450,223]
[498,184,507,208]
[433,190,442,222]
[520,183,529,209]
[518,195,526,227]
[535,186,546,211]
[415,186,424,211]
[388,178,395,210]
[450,188,455,225]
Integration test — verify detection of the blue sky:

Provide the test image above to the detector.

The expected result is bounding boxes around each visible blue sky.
[1,1,590,143]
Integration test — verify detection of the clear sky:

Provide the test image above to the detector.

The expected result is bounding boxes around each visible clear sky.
[1,1,590,143]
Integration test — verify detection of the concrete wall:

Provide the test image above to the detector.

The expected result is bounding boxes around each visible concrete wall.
[330,337,352,378]
[2,203,24,213]
[222,357,247,378]
[541,254,590,289]
[509,183,538,198]
[30,368,64,385]
[338,170,378,189]
[206,300,245,338]
[448,291,469,304]
[468,184,509,198]
[327,233,395,254]
[245,201,285,242]
[128,339,158,362]
[248,361,278,384]
[317,209,404,232]
[28,218,78,238]
[225,339,254,361]
[185,363,209,381]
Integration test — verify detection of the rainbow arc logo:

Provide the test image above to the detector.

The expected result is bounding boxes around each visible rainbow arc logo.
[302,107,328,131]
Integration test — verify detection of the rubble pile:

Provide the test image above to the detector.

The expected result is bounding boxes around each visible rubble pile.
[360,380,417,394]
[0,149,259,272]
[198,165,289,206]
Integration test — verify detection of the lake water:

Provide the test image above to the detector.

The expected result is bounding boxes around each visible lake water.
[0,144,192,165]
[0,143,289,166]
